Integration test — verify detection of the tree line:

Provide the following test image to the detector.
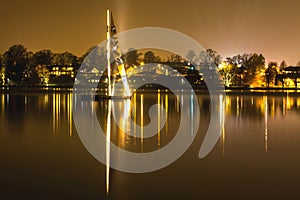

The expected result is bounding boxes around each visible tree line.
[0,44,166,86]
[0,44,296,87]
[187,49,292,87]
[0,45,82,85]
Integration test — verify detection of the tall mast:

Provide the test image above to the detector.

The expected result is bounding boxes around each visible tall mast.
[106,10,112,96]
[106,9,131,97]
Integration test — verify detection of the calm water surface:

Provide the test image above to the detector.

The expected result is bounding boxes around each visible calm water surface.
[1,91,300,199]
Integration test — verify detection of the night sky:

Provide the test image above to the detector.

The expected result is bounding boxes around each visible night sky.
[1,0,300,64]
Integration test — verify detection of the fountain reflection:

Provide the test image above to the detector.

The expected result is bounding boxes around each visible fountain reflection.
[106,100,111,194]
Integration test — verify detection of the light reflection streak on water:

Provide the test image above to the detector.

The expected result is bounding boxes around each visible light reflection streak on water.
[236,96,240,120]
[219,95,225,156]
[124,99,131,145]
[6,94,9,104]
[24,96,27,111]
[176,94,180,113]
[165,93,168,132]
[190,92,194,137]
[133,92,137,145]
[264,96,268,152]
[52,93,55,134]
[141,94,144,153]
[1,94,4,113]
[286,94,291,110]
[56,93,60,134]
[106,100,112,194]
[283,95,286,116]
[68,93,73,137]
[157,90,161,149]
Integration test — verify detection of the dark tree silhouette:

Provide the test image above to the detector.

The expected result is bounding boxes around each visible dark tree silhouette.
[168,54,182,63]
[3,45,28,85]
[279,60,287,70]
[144,51,157,64]
[52,52,79,67]
[265,62,278,88]
[23,51,41,85]
[186,50,197,63]
[0,54,4,85]
[33,50,53,66]
[123,48,142,67]
[241,53,265,85]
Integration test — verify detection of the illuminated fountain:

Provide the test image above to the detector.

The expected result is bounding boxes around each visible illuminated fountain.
[106,10,131,98]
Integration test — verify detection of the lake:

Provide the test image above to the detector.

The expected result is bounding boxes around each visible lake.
[1,90,300,199]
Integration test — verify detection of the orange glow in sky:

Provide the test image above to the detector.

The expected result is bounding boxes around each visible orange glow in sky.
[1,0,300,65]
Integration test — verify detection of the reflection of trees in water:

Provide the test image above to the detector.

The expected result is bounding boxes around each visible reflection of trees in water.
[228,95,264,120]
[0,93,73,135]
[225,94,300,120]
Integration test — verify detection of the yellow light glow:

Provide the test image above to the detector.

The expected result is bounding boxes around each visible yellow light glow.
[106,100,111,194]
[165,93,168,132]
[264,96,268,152]
[133,92,137,145]
[140,94,144,153]
[158,91,161,149]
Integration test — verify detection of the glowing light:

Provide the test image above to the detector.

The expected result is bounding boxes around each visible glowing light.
[1,94,4,113]
[68,93,73,137]
[106,100,112,194]
[140,94,144,153]
[133,92,137,145]
[165,93,168,132]
[284,78,295,87]
[52,93,55,134]
[236,96,240,119]
[219,95,225,156]
[157,91,161,149]
[107,10,112,96]
[264,96,268,152]
[286,95,292,110]
[190,93,194,137]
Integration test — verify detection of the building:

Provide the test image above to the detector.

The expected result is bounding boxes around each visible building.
[49,65,75,78]
[48,65,77,86]
[281,66,300,87]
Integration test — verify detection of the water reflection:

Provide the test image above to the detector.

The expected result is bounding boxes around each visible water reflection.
[0,92,74,137]
[264,96,268,152]
[2,91,300,198]
[220,94,225,156]
[2,92,300,150]
[92,92,182,154]
[106,100,111,194]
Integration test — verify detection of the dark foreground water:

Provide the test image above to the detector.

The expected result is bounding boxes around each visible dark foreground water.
[1,91,300,199]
